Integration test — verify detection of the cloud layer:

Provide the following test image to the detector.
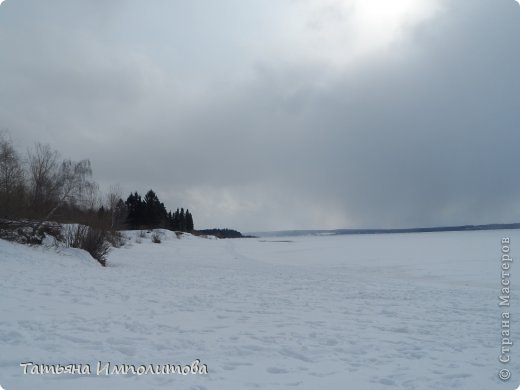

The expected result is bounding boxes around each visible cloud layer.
[1,0,519,231]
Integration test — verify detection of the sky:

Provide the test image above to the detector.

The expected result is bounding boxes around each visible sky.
[0,0,519,232]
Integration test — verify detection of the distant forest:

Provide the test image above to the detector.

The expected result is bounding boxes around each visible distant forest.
[198,228,243,238]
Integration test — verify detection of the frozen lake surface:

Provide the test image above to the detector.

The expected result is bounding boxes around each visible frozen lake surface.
[1,229,518,389]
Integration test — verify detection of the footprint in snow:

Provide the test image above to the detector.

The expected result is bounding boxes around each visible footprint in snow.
[267,367,288,374]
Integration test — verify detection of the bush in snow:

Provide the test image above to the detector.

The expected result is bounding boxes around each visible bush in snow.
[64,224,110,266]
[105,229,125,248]
[151,231,162,244]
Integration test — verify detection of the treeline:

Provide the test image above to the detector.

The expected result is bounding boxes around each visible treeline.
[122,190,194,231]
[197,228,243,238]
[0,135,97,224]
[0,134,194,232]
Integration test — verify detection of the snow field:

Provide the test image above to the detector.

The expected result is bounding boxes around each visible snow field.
[0,229,518,389]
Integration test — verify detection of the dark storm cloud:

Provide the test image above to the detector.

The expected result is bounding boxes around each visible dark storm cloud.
[0,0,519,230]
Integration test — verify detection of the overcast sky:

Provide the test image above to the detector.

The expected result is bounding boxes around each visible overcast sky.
[1,0,519,231]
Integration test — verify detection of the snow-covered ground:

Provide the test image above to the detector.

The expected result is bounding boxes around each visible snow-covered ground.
[0,229,518,389]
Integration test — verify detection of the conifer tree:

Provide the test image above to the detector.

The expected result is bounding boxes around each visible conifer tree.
[179,208,186,231]
[125,192,146,228]
[186,209,194,231]
[173,208,180,230]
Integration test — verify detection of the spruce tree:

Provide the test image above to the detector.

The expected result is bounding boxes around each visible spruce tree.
[179,208,186,231]
[186,210,194,231]
[125,192,146,228]
[173,208,180,231]
[143,189,168,228]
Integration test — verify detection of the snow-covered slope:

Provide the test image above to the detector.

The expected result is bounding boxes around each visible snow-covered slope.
[0,229,518,389]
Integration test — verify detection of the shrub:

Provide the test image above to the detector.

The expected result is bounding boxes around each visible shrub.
[64,224,110,266]
[105,229,125,248]
[83,227,110,266]
[151,231,162,244]
[64,224,88,248]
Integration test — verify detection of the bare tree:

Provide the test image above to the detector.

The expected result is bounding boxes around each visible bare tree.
[27,143,60,215]
[47,158,95,220]
[27,143,95,221]
[106,184,122,229]
[0,133,25,218]
[85,182,100,210]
